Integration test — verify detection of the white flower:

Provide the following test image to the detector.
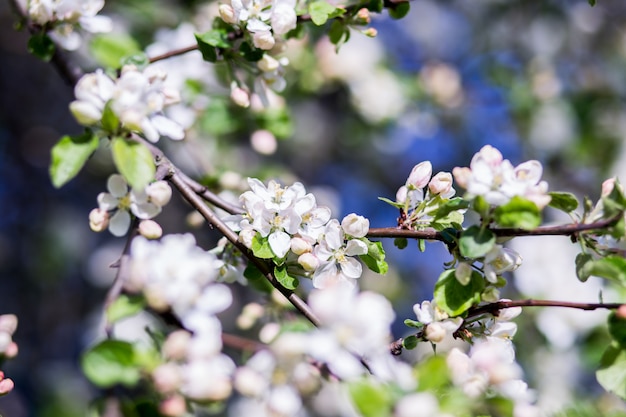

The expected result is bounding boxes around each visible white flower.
[413,300,463,343]
[312,220,368,288]
[69,69,115,125]
[483,245,522,283]
[428,171,455,197]
[96,174,162,237]
[270,0,297,35]
[406,161,432,189]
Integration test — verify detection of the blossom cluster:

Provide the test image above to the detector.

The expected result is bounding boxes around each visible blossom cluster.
[70,66,184,142]
[127,234,237,410]
[219,0,297,51]
[227,178,373,288]
[453,145,551,209]
[89,174,172,237]
[0,314,18,398]
[27,0,112,50]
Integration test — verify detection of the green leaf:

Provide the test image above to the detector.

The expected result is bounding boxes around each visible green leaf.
[459,225,495,258]
[120,52,149,69]
[548,192,579,213]
[402,335,418,350]
[27,33,55,61]
[106,294,146,324]
[348,379,392,417]
[81,340,141,388]
[597,343,626,399]
[239,41,264,62]
[377,196,404,209]
[251,233,275,259]
[200,99,239,135]
[90,34,141,68]
[588,0,596,6]
[111,137,155,191]
[366,0,384,13]
[50,132,99,188]
[609,313,626,349]
[360,240,388,274]
[243,263,273,293]
[494,196,541,229]
[416,355,450,391]
[394,237,408,250]
[389,2,410,19]
[434,269,484,316]
[472,195,491,218]
[403,319,423,329]
[309,1,338,25]
[433,198,470,220]
[328,20,348,46]
[101,101,119,133]
[575,252,593,282]
[195,30,230,63]
[274,264,299,290]
[587,256,626,284]
[602,183,626,217]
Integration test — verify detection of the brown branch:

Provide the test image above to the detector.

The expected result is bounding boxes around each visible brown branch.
[222,332,265,352]
[367,215,622,242]
[390,298,624,356]
[148,45,199,64]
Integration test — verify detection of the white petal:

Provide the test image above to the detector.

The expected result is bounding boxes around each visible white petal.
[109,210,131,236]
[268,231,291,258]
[345,239,368,256]
[97,192,119,211]
[151,115,185,140]
[340,257,362,279]
[79,15,112,33]
[107,174,128,197]
[131,202,161,219]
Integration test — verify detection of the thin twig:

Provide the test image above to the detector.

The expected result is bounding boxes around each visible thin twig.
[367,215,622,242]
[148,45,199,63]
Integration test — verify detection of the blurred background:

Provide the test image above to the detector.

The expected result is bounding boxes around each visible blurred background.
[2,0,626,415]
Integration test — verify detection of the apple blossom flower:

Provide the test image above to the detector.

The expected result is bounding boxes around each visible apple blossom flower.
[406,161,432,189]
[483,245,522,283]
[94,174,166,237]
[312,220,368,288]
[453,145,550,209]
[341,213,370,238]
[28,0,112,51]
[413,300,463,343]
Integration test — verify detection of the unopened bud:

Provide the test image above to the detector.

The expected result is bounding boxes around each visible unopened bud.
[146,181,172,206]
[298,253,320,272]
[89,208,109,232]
[428,171,453,195]
[452,166,471,189]
[234,367,266,397]
[290,237,312,255]
[69,101,102,125]
[163,330,192,360]
[602,177,621,197]
[237,302,265,329]
[482,287,500,303]
[258,54,280,73]
[341,213,369,238]
[219,4,237,24]
[230,84,250,108]
[363,27,378,38]
[617,304,626,320]
[138,219,163,239]
[356,8,370,24]
[425,322,446,343]
[253,31,276,50]
[153,363,182,393]
[0,377,14,396]
[250,129,277,155]
[3,342,17,359]
[159,394,187,417]
[407,161,432,189]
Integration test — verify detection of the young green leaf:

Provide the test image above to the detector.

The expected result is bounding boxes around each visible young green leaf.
[101,101,119,133]
[360,240,388,274]
[90,34,141,68]
[106,294,146,324]
[274,264,299,290]
[608,313,626,349]
[494,196,541,229]
[389,2,410,19]
[459,225,495,259]
[243,263,273,293]
[27,33,55,61]
[575,252,593,282]
[433,197,470,220]
[402,335,419,350]
[586,256,626,284]
[394,237,408,249]
[81,340,141,388]
[548,192,579,213]
[597,343,626,399]
[195,29,231,48]
[251,233,275,259]
[111,136,155,191]
[308,1,337,25]
[348,379,392,417]
[434,269,484,316]
[50,132,99,188]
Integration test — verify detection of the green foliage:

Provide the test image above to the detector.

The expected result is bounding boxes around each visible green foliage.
[239,41,264,62]
[200,99,240,135]
[403,318,423,329]
[101,101,120,133]
[579,255,626,285]
[90,34,141,68]
[243,263,273,293]
[81,340,142,388]
[328,20,350,47]
[27,33,55,61]
[195,30,230,62]
[106,294,146,324]
[308,1,339,25]
[348,378,392,417]
[459,226,495,259]
[434,269,484,316]
[402,334,419,350]
[251,233,275,259]
[494,196,541,229]
[50,132,99,188]
[388,2,410,19]
[549,192,579,213]
[575,253,593,282]
[274,264,299,290]
[394,237,408,249]
[360,240,388,274]
[111,137,156,190]
[608,313,626,349]
[597,343,626,399]
[433,198,470,221]
[416,355,450,391]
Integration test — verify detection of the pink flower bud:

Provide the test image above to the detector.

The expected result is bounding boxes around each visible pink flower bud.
[159,394,187,417]
[153,363,182,393]
[475,145,503,167]
[258,55,280,72]
[89,208,109,232]
[452,166,471,189]
[428,171,453,195]
[356,8,371,23]
[406,161,432,189]
[163,330,192,360]
[0,377,14,396]
[146,181,172,207]
[250,130,277,155]
[230,85,250,108]
[138,219,163,240]
[0,315,17,335]
[363,28,378,38]
[396,185,408,204]
[425,322,446,343]
[3,342,17,359]
[601,177,622,197]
